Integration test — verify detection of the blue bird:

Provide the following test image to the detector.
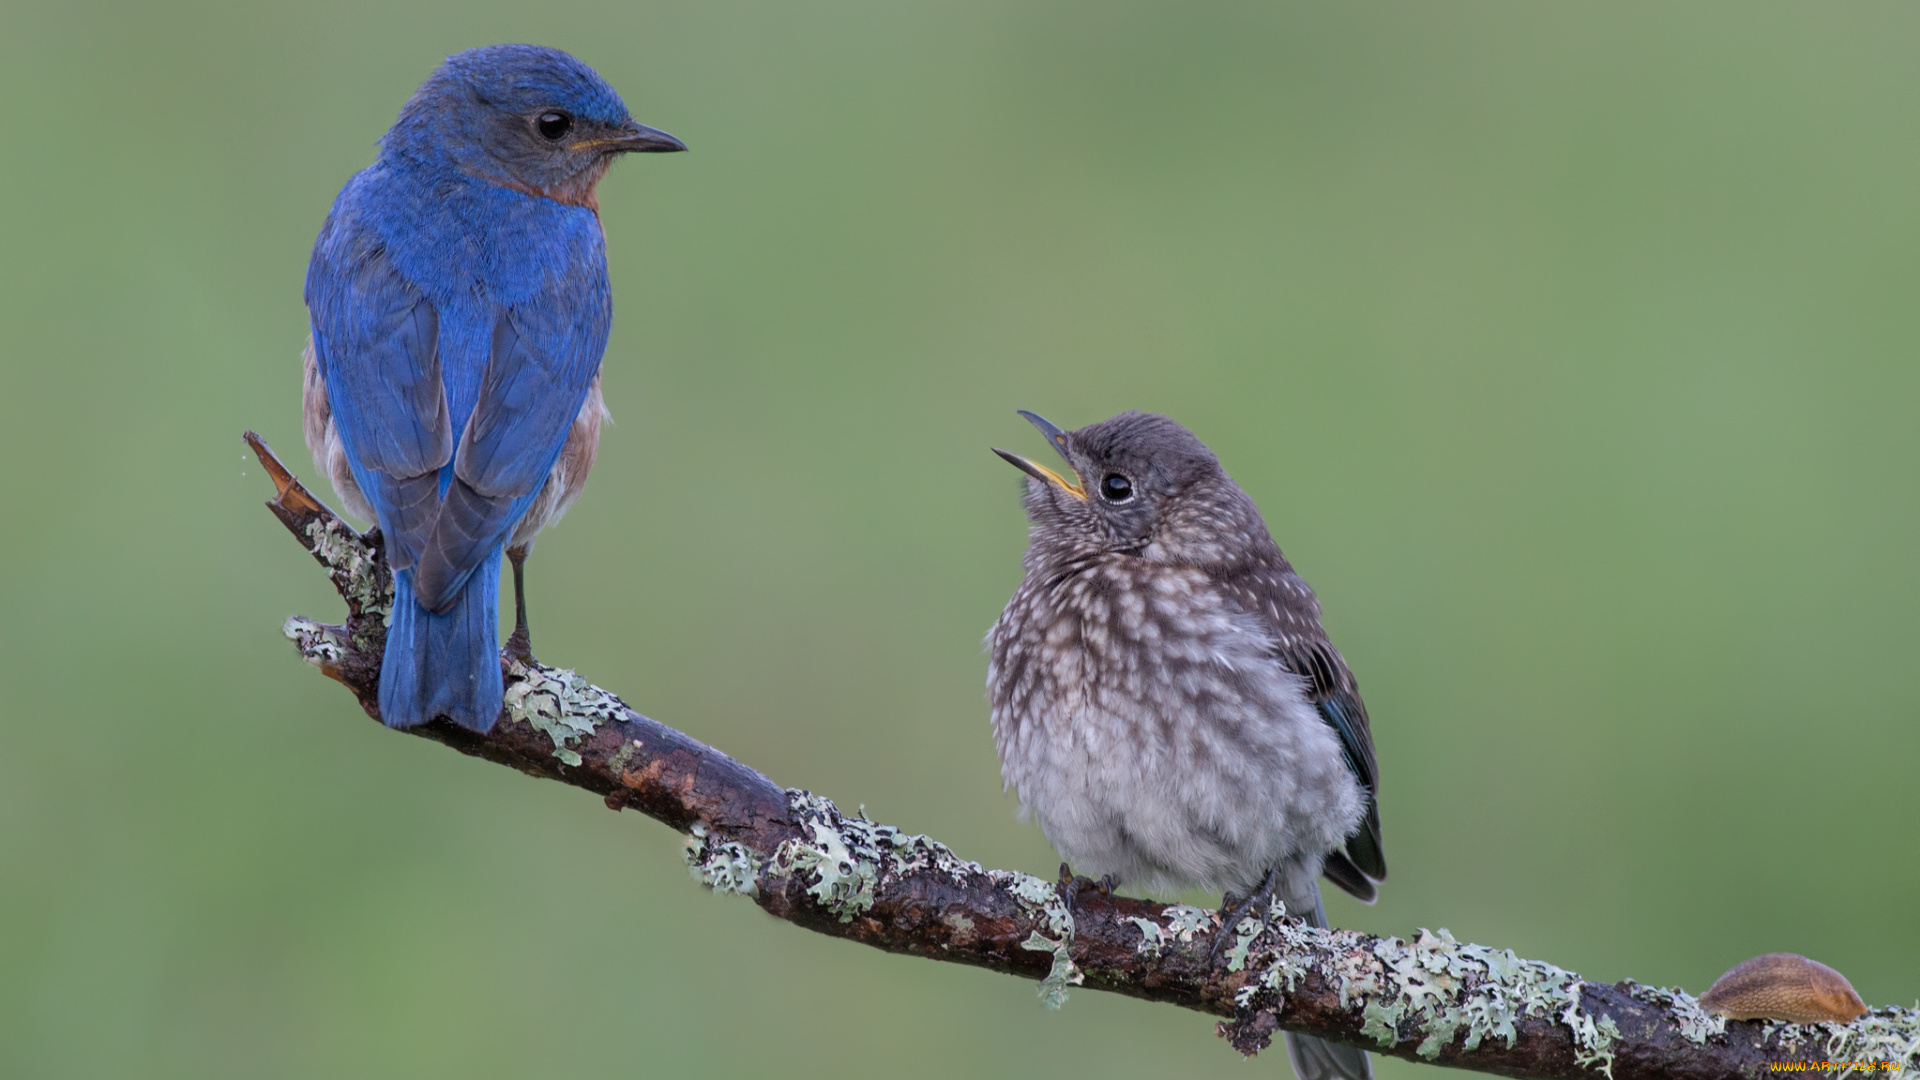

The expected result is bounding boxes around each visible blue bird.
[302,45,684,731]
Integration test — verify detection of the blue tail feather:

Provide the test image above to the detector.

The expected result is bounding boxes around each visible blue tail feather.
[378,548,504,732]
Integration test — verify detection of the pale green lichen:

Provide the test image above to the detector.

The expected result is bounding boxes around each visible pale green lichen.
[1360,1000,1403,1047]
[684,823,763,897]
[1630,983,1726,1045]
[988,869,1079,1009]
[1126,903,1229,963]
[1021,930,1082,1009]
[764,791,987,929]
[607,737,641,777]
[1161,904,1215,941]
[1672,995,1726,1045]
[1563,1004,1622,1074]
[1825,1009,1920,1076]
[787,791,984,884]
[997,870,1059,910]
[1233,906,1321,1009]
[1223,909,1269,973]
[843,819,983,884]
[502,660,629,766]
[1231,923,1620,1074]
[302,518,392,627]
[1768,1019,1810,1056]
[1128,917,1166,956]
[1330,940,1386,1009]
[773,819,878,919]
[1756,1008,1920,1077]
[282,615,345,666]
[1396,930,1618,1073]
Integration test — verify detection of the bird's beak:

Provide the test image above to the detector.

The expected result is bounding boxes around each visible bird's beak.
[992,410,1086,500]
[587,120,687,153]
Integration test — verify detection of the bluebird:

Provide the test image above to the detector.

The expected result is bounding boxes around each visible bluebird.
[987,411,1384,1080]
[302,45,684,731]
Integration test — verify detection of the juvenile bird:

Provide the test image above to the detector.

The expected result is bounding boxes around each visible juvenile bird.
[303,45,683,731]
[987,411,1384,1080]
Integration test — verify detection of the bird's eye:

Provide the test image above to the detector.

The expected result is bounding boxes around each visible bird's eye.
[536,111,573,140]
[1100,474,1134,503]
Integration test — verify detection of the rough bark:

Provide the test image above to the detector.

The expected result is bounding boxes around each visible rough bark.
[245,430,1919,1080]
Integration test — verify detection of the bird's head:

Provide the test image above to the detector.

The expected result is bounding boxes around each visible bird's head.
[994,410,1268,568]
[385,44,684,207]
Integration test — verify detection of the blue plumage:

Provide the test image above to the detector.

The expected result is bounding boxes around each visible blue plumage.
[303,45,683,731]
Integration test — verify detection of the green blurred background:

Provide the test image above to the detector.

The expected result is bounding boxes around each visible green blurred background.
[2,2,1916,1076]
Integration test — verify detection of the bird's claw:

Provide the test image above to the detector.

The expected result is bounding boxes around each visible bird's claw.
[503,624,537,668]
[1208,868,1279,966]
[1055,864,1118,911]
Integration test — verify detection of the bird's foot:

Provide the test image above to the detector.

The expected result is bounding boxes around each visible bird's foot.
[503,624,537,669]
[1208,868,1279,965]
[1056,863,1115,912]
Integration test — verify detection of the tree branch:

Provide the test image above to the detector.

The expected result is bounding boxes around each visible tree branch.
[245,430,1918,1080]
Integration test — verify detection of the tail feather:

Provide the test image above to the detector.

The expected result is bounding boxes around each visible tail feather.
[1283,882,1374,1080]
[379,549,504,732]
[1287,1033,1373,1080]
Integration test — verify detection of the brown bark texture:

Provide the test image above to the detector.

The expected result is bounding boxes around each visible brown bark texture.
[246,430,1918,1080]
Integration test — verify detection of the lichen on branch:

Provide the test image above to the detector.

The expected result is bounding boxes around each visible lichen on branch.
[245,429,1919,1080]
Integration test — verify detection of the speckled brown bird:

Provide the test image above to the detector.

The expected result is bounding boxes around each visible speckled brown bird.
[986,410,1384,1080]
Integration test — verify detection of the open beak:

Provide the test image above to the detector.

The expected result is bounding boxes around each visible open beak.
[992,410,1086,500]
[590,120,687,153]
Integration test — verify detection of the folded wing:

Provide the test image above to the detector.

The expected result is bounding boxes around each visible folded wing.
[307,225,611,613]
[1277,634,1387,901]
[305,236,449,574]
[409,279,611,611]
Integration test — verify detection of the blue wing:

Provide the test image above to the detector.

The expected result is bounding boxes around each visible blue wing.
[305,220,450,574]
[408,275,611,611]
[307,196,610,614]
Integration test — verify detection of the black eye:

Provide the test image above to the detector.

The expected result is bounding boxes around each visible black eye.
[536,111,572,140]
[1100,474,1133,502]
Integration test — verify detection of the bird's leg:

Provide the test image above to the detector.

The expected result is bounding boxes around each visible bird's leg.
[1056,862,1105,913]
[1245,866,1280,920]
[503,544,536,666]
[1208,867,1279,965]
[1057,862,1082,910]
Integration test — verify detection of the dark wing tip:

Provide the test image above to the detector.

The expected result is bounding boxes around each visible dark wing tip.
[1321,850,1378,904]
[1346,805,1387,882]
